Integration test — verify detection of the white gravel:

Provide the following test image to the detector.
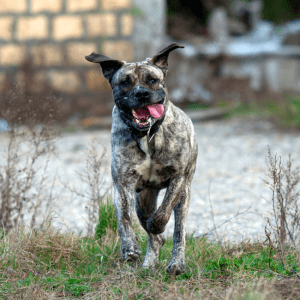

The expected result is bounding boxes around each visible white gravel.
[1,116,300,243]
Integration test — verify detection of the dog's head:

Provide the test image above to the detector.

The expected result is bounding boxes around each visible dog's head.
[85,43,184,131]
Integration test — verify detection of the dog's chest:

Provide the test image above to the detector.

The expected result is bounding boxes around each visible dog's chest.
[135,136,164,183]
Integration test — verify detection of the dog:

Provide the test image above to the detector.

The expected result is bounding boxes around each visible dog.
[85,43,198,275]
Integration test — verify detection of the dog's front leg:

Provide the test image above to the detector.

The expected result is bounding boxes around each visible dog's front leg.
[114,186,141,261]
[146,175,191,275]
[146,175,186,235]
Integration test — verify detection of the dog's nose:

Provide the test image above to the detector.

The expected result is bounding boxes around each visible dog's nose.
[134,88,150,100]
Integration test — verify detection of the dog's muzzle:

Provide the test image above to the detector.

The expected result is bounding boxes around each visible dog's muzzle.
[134,87,150,101]
[130,86,165,129]
[132,101,164,129]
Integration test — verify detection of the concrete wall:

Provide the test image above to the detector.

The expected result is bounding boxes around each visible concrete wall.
[132,0,166,61]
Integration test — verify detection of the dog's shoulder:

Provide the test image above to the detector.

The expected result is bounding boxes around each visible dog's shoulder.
[163,102,197,150]
[166,102,195,133]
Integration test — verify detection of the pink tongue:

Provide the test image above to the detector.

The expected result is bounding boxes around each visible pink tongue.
[135,104,164,119]
[147,104,164,118]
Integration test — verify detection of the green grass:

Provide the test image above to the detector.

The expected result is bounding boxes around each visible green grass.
[222,96,300,127]
[184,103,210,111]
[94,197,118,240]
[1,200,300,299]
[182,96,300,128]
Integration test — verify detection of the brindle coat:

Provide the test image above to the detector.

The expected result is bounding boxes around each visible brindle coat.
[85,43,198,275]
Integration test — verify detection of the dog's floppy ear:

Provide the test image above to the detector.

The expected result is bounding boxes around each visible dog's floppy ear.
[85,53,124,82]
[149,43,184,74]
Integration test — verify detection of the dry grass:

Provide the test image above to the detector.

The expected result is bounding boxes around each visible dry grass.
[0,81,60,230]
[1,90,300,299]
[1,219,300,299]
[63,140,111,236]
[265,147,300,247]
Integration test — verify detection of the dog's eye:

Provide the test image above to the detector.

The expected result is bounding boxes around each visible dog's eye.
[148,78,158,84]
[105,68,115,73]
[120,79,130,86]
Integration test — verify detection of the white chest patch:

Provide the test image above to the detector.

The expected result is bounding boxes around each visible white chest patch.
[139,135,149,154]
[135,136,164,182]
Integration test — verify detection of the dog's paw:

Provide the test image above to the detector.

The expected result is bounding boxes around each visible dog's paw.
[166,258,186,276]
[122,243,141,261]
[146,217,166,235]
[124,249,141,261]
[142,234,165,268]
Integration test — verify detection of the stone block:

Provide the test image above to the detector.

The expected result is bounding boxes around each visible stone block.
[17,16,48,40]
[103,40,134,61]
[53,16,83,40]
[0,72,8,91]
[0,17,13,41]
[31,71,47,93]
[49,70,80,93]
[85,69,111,92]
[67,43,97,65]
[121,14,133,36]
[31,0,62,12]
[100,0,131,10]
[279,59,298,91]
[86,13,116,37]
[0,45,26,66]
[15,71,47,93]
[31,44,63,66]
[67,0,97,12]
[0,0,27,12]
[15,71,25,86]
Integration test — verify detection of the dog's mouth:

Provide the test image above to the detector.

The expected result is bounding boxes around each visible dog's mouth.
[132,100,164,129]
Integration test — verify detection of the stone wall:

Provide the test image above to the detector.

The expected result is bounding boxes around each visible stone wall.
[0,0,137,119]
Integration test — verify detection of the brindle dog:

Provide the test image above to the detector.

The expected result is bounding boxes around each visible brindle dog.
[85,43,198,275]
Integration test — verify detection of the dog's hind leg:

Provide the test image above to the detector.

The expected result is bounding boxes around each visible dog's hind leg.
[135,188,165,269]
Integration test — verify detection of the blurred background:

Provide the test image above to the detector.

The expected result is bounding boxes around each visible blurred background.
[0,0,300,129]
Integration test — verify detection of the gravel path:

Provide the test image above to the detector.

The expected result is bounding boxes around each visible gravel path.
[1,116,300,243]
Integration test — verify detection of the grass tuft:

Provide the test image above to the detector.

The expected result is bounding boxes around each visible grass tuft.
[95,197,118,240]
